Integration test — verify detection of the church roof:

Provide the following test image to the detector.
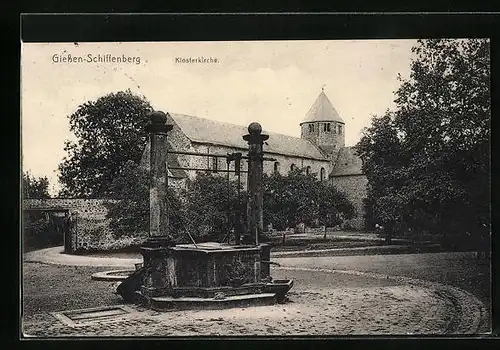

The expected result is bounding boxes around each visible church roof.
[330,146,364,176]
[169,113,327,161]
[301,91,344,124]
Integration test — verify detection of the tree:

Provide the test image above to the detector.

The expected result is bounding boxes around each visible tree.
[22,172,55,252]
[356,39,490,247]
[317,181,356,228]
[105,160,183,240]
[22,171,50,198]
[58,90,154,197]
[263,169,355,230]
[179,172,243,241]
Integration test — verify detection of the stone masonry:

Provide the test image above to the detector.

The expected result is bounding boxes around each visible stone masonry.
[22,198,127,253]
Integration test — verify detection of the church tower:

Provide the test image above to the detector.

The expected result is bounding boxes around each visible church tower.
[300,89,345,160]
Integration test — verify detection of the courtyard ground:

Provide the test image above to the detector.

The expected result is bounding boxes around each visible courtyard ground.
[21,251,491,337]
[275,251,491,312]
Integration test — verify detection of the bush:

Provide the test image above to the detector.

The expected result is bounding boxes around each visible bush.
[23,212,64,252]
[263,169,355,230]
[105,160,184,241]
[178,172,243,242]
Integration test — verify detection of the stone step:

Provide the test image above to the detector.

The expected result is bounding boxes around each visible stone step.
[138,292,278,311]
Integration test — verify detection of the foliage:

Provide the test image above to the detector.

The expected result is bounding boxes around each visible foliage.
[23,211,63,252]
[58,90,154,197]
[22,172,54,252]
[106,165,244,243]
[22,171,50,198]
[356,39,490,246]
[263,169,355,230]
[179,172,244,241]
[106,165,355,244]
[104,160,183,240]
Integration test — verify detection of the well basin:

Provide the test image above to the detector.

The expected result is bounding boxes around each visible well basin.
[264,279,294,302]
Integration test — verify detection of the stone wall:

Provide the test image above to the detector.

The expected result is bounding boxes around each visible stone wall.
[22,198,145,253]
[330,174,368,230]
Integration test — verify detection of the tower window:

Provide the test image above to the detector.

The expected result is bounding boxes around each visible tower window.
[274,162,280,174]
[323,123,331,132]
[305,166,311,175]
[338,125,343,134]
[212,156,218,172]
[309,124,314,133]
[320,167,326,181]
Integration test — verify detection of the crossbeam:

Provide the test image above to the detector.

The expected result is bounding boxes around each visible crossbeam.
[169,166,249,173]
[169,150,229,158]
[168,149,276,162]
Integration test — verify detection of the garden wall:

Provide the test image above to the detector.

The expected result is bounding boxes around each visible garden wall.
[22,198,146,253]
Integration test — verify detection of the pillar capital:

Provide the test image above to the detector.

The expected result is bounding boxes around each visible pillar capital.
[146,110,173,134]
[243,122,269,145]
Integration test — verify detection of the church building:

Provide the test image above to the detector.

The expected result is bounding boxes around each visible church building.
[141,90,368,230]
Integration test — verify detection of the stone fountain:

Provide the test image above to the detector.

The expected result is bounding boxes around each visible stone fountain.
[117,111,293,311]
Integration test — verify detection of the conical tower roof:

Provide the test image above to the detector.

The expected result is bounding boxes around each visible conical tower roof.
[300,90,344,124]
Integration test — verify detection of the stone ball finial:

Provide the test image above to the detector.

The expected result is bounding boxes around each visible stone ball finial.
[150,110,168,124]
[248,122,262,135]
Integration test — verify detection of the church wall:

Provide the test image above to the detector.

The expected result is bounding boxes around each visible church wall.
[165,114,193,172]
[264,155,330,179]
[166,114,193,151]
[330,174,368,230]
[187,143,246,180]
[140,114,192,171]
[178,142,331,183]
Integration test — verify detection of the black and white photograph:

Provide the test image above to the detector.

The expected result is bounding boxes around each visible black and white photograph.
[21,38,491,337]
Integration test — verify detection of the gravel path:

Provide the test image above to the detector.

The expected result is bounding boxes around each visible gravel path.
[22,259,485,336]
[22,251,490,336]
[274,252,491,308]
[23,265,460,337]
[22,263,397,317]
[23,285,458,336]
[275,252,491,332]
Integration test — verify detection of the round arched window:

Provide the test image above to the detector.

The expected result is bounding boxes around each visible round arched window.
[274,162,280,174]
[320,167,326,181]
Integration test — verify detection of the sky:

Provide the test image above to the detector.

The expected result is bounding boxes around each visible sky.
[21,40,417,195]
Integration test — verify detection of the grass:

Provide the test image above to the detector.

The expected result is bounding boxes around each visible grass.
[80,238,383,258]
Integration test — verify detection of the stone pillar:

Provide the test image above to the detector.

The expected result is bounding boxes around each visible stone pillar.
[242,122,269,245]
[146,110,173,242]
[140,111,174,300]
